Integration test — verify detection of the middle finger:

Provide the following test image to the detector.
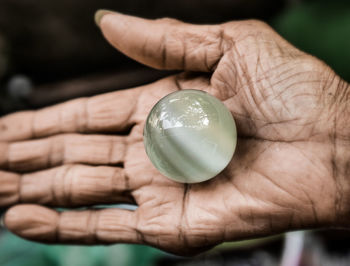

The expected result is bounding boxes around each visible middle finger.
[0,134,128,172]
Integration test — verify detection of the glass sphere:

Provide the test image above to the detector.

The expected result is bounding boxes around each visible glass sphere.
[143,89,237,183]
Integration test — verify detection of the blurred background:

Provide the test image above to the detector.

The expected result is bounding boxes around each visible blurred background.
[0,0,349,265]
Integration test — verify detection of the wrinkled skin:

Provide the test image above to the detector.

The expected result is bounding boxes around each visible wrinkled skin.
[1,11,350,256]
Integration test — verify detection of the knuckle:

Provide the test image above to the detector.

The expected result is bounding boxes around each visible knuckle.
[57,164,76,205]
[244,19,270,28]
[155,17,182,25]
[85,210,99,244]
[223,19,273,35]
[0,171,20,206]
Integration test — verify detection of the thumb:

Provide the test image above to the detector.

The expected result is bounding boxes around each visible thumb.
[95,10,225,72]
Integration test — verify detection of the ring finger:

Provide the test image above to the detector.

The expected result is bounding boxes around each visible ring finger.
[0,164,135,208]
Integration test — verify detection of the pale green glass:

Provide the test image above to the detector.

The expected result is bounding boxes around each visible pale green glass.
[143,90,237,183]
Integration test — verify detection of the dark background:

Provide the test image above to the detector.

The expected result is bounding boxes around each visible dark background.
[0,0,350,265]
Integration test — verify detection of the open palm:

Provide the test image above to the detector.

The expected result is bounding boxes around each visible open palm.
[1,11,349,255]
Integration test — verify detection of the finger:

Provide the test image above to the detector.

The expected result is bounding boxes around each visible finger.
[4,205,140,244]
[98,11,225,72]
[0,171,20,207]
[0,75,214,143]
[1,134,128,172]
[0,87,142,142]
[0,164,134,207]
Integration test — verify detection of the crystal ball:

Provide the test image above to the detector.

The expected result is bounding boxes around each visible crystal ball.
[143,89,237,183]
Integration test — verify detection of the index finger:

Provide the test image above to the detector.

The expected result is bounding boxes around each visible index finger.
[0,76,212,142]
[0,88,140,142]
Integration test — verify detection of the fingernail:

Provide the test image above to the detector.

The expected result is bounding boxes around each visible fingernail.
[94,9,114,27]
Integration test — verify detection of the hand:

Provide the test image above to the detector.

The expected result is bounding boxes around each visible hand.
[1,11,349,256]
